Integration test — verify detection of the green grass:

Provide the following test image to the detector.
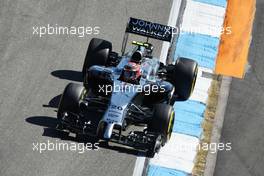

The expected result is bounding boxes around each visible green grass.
[192,77,221,176]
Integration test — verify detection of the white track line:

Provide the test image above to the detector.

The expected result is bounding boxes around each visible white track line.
[181,0,226,38]
[160,0,182,64]
[149,133,200,173]
[132,153,146,176]
[132,0,183,175]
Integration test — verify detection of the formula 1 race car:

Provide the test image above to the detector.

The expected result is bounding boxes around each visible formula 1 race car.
[56,18,198,157]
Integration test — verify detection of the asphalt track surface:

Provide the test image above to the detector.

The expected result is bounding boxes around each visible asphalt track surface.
[215,0,264,175]
[0,1,173,176]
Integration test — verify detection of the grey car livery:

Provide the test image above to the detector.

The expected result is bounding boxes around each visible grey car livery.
[56,18,198,157]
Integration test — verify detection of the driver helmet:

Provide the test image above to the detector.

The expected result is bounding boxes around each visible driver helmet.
[131,51,143,63]
[121,62,141,83]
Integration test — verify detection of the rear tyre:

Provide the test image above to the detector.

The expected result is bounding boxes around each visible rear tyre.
[170,57,198,100]
[57,83,85,119]
[148,104,175,146]
[82,38,112,77]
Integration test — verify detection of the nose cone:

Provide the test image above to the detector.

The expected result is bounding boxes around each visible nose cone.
[103,123,115,139]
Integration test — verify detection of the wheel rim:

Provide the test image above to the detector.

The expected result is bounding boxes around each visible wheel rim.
[190,66,198,94]
[80,88,87,100]
[154,135,162,153]
[167,110,175,140]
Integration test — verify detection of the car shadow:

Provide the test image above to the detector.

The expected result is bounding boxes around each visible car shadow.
[43,94,61,108]
[99,142,141,156]
[25,116,97,143]
[51,70,82,82]
[26,116,58,128]
[25,116,141,156]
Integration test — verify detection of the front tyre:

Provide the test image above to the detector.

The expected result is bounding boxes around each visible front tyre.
[57,83,85,119]
[148,104,175,146]
[146,135,162,158]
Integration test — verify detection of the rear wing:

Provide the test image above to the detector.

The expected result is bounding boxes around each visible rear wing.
[121,18,174,55]
[126,18,174,42]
